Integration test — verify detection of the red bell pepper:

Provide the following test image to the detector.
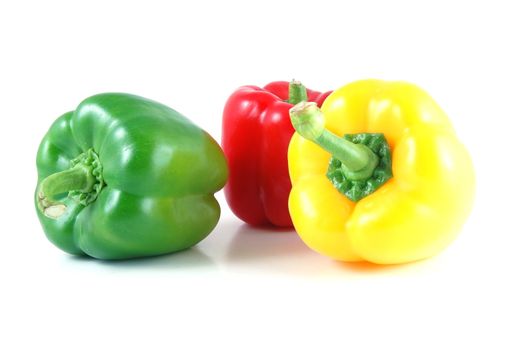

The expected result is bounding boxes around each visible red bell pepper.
[222,80,331,227]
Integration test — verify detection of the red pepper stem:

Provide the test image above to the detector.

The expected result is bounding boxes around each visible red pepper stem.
[289,102,379,180]
[288,80,308,105]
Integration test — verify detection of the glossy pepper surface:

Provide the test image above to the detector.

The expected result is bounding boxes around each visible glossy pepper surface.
[288,80,475,264]
[36,93,227,259]
[222,81,331,227]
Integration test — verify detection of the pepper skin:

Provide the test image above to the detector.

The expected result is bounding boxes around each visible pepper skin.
[222,81,331,227]
[35,93,227,259]
[288,80,475,264]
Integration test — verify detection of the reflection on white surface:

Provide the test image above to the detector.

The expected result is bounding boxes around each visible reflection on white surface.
[214,219,445,277]
[59,215,444,278]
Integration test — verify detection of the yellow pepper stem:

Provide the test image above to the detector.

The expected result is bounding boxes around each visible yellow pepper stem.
[289,102,379,180]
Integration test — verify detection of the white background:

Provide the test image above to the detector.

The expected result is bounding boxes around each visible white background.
[1,1,525,349]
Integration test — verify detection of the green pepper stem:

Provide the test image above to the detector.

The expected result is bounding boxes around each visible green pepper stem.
[37,164,95,219]
[288,80,308,105]
[289,102,379,180]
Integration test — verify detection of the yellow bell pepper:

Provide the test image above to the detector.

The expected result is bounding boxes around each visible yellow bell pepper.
[288,80,475,264]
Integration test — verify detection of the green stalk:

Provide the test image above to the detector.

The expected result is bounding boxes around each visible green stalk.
[37,164,95,219]
[288,80,308,105]
[289,102,379,181]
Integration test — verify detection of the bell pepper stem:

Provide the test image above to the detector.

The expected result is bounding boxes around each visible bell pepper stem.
[288,80,308,105]
[290,102,379,180]
[37,164,95,219]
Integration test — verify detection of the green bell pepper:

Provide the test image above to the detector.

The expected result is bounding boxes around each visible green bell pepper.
[35,93,228,260]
